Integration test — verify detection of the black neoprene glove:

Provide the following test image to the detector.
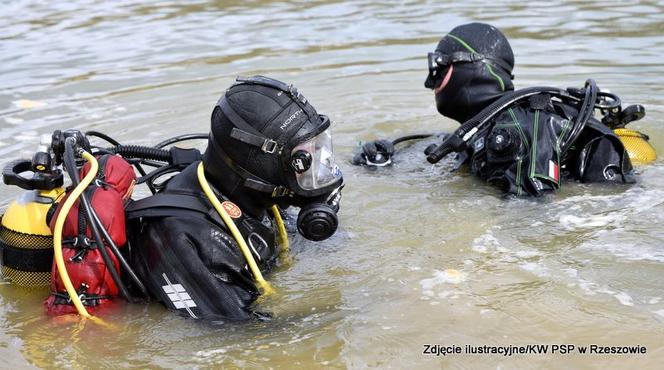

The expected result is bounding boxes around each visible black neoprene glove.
[352,139,395,166]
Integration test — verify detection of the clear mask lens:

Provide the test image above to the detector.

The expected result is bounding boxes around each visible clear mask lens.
[292,129,342,191]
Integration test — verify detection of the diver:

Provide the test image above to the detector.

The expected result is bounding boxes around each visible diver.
[125,76,344,320]
[353,22,655,196]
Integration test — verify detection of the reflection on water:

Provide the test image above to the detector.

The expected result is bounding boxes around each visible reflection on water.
[1,0,664,368]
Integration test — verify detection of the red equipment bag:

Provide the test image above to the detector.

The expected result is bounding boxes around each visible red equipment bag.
[45,154,135,315]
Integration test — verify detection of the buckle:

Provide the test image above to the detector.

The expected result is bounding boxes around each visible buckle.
[288,84,307,104]
[434,54,451,66]
[262,139,279,154]
[445,51,471,63]
[469,53,485,62]
[288,84,297,97]
[94,179,108,188]
[271,186,290,197]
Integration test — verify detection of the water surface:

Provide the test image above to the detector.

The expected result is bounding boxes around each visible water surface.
[1,1,663,368]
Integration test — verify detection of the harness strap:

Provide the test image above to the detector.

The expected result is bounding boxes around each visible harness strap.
[126,192,208,213]
[126,192,228,231]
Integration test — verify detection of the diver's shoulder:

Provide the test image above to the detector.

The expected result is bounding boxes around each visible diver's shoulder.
[160,162,201,192]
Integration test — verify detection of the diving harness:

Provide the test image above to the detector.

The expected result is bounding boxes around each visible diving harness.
[356,80,655,168]
[1,129,289,318]
[425,79,655,165]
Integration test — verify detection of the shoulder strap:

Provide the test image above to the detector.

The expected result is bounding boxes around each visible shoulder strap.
[126,193,208,214]
[126,192,228,231]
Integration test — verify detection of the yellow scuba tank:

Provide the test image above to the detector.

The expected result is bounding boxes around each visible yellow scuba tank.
[1,136,65,288]
[613,128,657,165]
[0,188,63,287]
[601,103,656,165]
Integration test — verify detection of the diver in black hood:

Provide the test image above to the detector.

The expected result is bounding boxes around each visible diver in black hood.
[425,22,515,123]
[354,22,652,196]
[126,76,343,320]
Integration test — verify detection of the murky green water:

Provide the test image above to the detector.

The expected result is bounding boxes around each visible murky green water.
[1,1,664,368]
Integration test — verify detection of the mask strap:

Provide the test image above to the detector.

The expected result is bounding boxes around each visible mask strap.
[234,75,317,121]
[217,98,282,154]
[431,51,514,79]
[230,128,280,154]
[235,75,307,104]
[483,57,514,80]
[209,134,292,197]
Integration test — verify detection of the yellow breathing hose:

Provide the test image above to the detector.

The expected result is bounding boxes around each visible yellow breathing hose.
[271,205,290,254]
[53,155,289,319]
[196,162,279,296]
[52,151,98,318]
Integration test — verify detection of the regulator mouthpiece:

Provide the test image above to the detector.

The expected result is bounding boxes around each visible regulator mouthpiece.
[296,186,342,241]
[297,203,338,241]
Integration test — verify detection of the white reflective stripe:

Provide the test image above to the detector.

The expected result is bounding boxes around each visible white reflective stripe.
[167,292,192,301]
[248,232,267,262]
[173,300,197,309]
[162,284,187,294]
[161,273,198,319]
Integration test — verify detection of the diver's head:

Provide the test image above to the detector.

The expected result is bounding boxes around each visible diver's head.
[203,76,343,240]
[424,22,515,123]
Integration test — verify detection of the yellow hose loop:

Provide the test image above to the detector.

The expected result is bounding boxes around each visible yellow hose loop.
[271,205,290,254]
[196,162,275,296]
[53,151,98,318]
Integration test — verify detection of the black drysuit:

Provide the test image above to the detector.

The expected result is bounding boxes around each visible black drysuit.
[127,162,279,320]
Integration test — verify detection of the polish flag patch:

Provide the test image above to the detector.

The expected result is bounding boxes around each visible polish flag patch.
[548,160,559,181]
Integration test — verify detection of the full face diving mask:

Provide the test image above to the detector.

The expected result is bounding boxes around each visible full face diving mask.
[209,75,344,241]
[288,127,343,241]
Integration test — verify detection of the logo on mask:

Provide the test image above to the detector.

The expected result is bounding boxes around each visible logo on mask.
[290,150,312,173]
[293,159,306,172]
[281,109,303,130]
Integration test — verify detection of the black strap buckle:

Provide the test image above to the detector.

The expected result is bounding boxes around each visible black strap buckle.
[261,139,279,154]
[244,178,291,198]
[229,126,281,155]
[288,84,307,104]
[271,186,291,197]
[448,51,485,63]
[430,51,482,68]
